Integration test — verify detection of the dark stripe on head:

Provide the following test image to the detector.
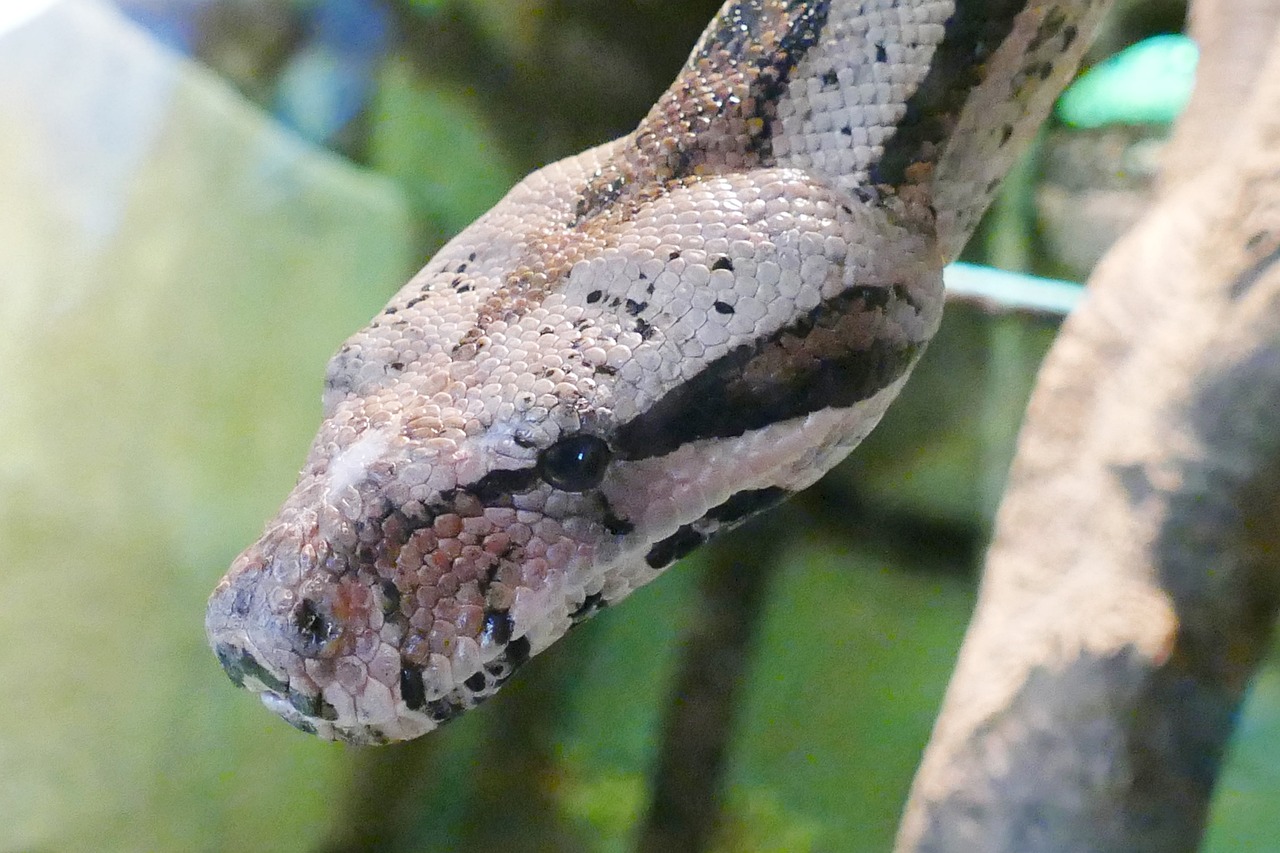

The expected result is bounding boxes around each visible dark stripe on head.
[869,0,1024,188]
[615,285,921,460]
[696,0,832,76]
[573,1,831,224]
[733,0,832,164]
[460,465,540,504]
[687,0,832,166]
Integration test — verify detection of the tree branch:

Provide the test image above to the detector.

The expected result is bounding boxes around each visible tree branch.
[896,4,1280,850]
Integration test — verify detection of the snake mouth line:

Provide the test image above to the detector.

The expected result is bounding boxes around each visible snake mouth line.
[214,640,339,730]
[259,690,327,736]
[214,641,287,694]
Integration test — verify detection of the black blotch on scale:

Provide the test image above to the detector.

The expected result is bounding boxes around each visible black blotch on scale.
[481,610,514,647]
[215,642,287,694]
[601,499,636,536]
[289,688,338,721]
[570,591,607,623]
[645,525,706,569]
[705,487,791,525]
[380,580,401,616]
[425,696,468,725]
[1028,7,1066,51]
[400,665,428,712]
[505,635,532,668]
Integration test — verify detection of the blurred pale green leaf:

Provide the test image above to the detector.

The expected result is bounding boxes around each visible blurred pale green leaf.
[0,2,411,849]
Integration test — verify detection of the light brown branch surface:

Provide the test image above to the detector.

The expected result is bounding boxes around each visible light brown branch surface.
[896,4,1280,851]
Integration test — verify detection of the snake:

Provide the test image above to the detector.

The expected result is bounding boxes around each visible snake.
[206,0,1107,744]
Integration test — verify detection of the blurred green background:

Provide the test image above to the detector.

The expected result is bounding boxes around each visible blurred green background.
[2,1,1277,851]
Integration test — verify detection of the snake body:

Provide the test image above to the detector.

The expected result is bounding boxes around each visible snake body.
[207,0,1105,744]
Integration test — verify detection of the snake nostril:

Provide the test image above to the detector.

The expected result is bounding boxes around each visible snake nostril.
[289,597,343,657]
[230,586,252,617]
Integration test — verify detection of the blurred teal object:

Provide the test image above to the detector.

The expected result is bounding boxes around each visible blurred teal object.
[944,263,1083,316]
[1056,34,1198,128]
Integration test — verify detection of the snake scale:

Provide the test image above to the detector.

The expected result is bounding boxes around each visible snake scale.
[207,0,1106,744]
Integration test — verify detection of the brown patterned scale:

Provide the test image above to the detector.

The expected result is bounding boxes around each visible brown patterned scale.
[207,0,1106,743]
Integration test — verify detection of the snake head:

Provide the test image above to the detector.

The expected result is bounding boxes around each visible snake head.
[205,148,941,742]
[205,381,630,743]
[206,0,948,737]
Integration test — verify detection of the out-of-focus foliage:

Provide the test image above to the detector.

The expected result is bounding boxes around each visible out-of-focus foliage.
[368,56,517,249]
[0,2,409,848]
[4,1,1280,851]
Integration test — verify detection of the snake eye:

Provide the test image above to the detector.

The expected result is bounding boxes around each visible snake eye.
[537,434,613,492]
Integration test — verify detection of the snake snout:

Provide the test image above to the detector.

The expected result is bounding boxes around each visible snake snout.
[213,641,287,694]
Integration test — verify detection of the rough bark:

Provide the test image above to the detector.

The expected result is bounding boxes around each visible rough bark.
[896,2,1280,850]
